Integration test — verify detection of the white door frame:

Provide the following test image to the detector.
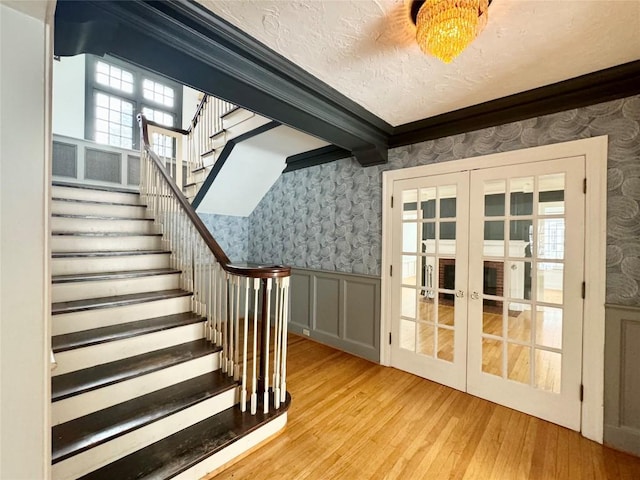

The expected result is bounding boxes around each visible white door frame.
[380,136,608,443]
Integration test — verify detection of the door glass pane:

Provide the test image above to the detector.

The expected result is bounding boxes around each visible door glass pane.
[417,322,434,356]
[402,288,417,318]
[438,259,456,294]
[483,261,504,297]
[536,263,564,304]
[439,222,456,254]
[536,306,563,349]
[535,349,561,393]
[419,188,436,219]
[402,190,418,220]
[509,220,533,258]
[417,294,435,323]
[439,185,457,218]
[508,261,532,300]
[482,300,502,336]
[420,256,436,289]
[507,303,532,342]
[437,328,454,362]
[438,301,454,326]
[538,174,565,215]
[510,177,534,216]
[484,221,504,256]
[484,180,505,216]
[403,223,417,253]
[482,338,503,377]
[402,256,417,286]
[399,319,416,352]
[421,222,436,254]
[537,219,565,260]
[508,343,531,384]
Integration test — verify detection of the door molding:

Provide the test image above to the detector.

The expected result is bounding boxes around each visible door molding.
[381,136,608,443]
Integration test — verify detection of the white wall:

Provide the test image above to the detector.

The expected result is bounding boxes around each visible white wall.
[0,2,52,478]
[52,54,86,138]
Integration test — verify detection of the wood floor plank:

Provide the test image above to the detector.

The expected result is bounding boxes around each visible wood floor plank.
[206,334,640,480]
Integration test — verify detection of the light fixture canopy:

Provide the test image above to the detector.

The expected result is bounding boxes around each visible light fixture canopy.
[411,0,491,63]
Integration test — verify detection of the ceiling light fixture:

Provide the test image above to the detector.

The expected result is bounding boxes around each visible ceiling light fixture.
[410,0,492,63]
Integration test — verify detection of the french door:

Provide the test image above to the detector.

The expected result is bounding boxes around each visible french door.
[390,156,585,429]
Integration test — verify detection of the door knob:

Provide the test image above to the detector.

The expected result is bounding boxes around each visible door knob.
[455,290,465,298]
[470,291,480,300]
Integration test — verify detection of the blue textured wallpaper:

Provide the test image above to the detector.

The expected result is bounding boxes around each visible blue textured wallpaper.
[247,95,640,306]
[199,213,249,263]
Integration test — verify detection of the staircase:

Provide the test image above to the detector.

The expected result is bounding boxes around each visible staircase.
[50,182,290,480]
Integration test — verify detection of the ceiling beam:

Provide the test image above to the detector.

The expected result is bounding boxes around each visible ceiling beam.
[54,0,392,167]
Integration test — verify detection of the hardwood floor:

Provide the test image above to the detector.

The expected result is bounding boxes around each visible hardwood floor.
[205,335,640,480]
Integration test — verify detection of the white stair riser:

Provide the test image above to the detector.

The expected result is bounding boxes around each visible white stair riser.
[52,273,180,303]
[211,131,227,149]
[185,184,198,198]
[53,296,192,335]
[51,235,162,252]
[52,186,140,205]
[51,216,160,234]
[52,253,171,276]
[52,352,220,425]
[221,108,254,130]
[192,168,210,184]
[172,414,288,480]
[52,388,237,480]
[52,201,150,219]
[53,322,205,376]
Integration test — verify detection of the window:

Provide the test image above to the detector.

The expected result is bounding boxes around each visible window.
[86,55,182,151]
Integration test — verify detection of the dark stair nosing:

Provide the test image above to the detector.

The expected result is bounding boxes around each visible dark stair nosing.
[51,339,220,402]
[52,250,170,259]
[219,106,242,119]
[52,312,205,353]
[52,181,140,195]
[52,268,181,284]
[52,370,237,464]
[52,197,146,208]
[209,128,225,139]
[77,392,291,480]
[52,289,192,315]
[192,165,209,173]
[52,213,155,221]
[52,232,161,237]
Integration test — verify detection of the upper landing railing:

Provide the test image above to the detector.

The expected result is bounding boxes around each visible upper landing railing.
[138,113,290,415]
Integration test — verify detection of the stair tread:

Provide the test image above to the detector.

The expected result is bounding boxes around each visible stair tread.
[220,106,241,119]
[52,232,161,237]
[52,213,154,221]
[52,289,192,315]
[52,370,236,464]
[51,339,220,402]
[209,129,225,139]
[52,268,180,284]
[52,250,170,258]
[52,197,145,207]
[52,312,204,353]
[52,181,139,195]
[78,393,291,480]
[191,165,209,173]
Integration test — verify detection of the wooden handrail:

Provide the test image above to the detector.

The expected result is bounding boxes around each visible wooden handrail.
[189,94,209,132]
[138,113,290,279]
[145,118,189,136]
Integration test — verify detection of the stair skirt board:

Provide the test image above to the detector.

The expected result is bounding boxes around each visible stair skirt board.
[52,352,220,425]
[172,413,287,480]
[52,296,192,335]
[51,235,163,252]
[51,273,180,303]
[52,390,237,480]
[52,253,171,276]
[51,216,160,234]
[52,201,150,219]
[52,323,205,376]
[52,186,140,204]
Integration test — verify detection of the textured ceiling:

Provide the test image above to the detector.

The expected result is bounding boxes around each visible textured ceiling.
[197,0,640,127]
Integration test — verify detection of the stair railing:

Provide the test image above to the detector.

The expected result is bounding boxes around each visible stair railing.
[187,94,235,182]
[138,113,290,415]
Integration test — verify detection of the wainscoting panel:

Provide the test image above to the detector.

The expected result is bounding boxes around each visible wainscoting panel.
[604,304,640,456]
[289,268,380,362]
